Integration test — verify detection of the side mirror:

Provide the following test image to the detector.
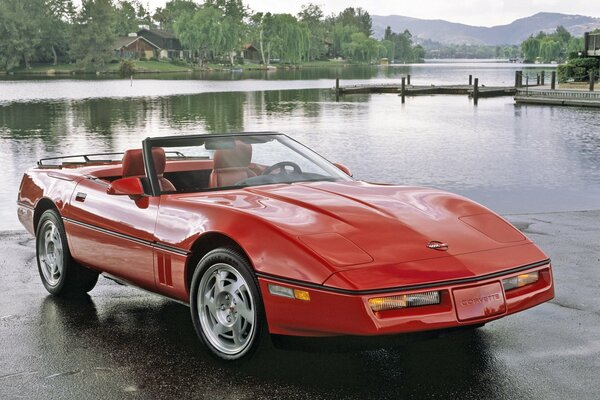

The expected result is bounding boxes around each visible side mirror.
[107,177,144,197]
[333,163,352,177]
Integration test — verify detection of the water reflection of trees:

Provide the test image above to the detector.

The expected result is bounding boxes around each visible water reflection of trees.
[71,99,151,136]
[163,92,246,133]
[0,102,67,137]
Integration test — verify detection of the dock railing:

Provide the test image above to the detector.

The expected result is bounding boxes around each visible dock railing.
[516,89,600,100]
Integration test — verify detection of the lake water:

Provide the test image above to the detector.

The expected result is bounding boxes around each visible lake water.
[1,62,599,230]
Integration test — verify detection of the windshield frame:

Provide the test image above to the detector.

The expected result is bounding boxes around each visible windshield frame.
[142,132,353,196]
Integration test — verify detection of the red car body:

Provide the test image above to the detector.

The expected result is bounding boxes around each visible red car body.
[17,133,554,345]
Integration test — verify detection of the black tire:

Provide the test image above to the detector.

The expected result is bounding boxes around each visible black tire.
[189,247,266,362]
[35,209,99,296]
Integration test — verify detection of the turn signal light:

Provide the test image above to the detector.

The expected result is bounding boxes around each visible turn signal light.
[502,271,539,291]
[368,291,440,312]
[268,284,311,301]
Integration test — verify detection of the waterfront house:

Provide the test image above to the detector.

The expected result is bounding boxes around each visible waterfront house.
[137,28,189,60]
[242,44,261,63]
[113,34,159,59]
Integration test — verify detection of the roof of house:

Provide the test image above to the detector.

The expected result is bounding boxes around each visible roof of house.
[137,28,177,39]
[113,36,159,50]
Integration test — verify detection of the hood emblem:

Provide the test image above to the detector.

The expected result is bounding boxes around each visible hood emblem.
[427,241,449,251]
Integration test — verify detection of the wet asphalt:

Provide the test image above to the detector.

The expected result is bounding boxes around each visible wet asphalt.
[0,210,599,400]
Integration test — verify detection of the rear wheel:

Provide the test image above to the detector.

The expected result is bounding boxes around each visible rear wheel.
[190,247,265,362]
[36,209,99,296]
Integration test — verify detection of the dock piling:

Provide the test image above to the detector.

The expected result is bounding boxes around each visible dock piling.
[541,71,545,86]
[407,74,411,85]
[473,78,479,105]
[590,70,595,92]
[551,71,556,90]
[537,74,540,86]
[515,71,522,88]
[469,75,472,85]
[401,77,406,104]
[335,77,340,101]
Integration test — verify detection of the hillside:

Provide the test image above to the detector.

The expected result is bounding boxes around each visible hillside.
[371,12,600,45]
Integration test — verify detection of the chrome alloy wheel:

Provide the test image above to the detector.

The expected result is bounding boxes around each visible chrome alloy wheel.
[197,263,256,356]
[37,219,64,287]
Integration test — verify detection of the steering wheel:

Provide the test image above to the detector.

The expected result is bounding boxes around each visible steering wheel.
[262,161,302,176]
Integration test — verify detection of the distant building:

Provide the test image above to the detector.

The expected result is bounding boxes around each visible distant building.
[113,35,159,59]
[242,44,261,62]
[136,29,189,60]
[584,32,600,57]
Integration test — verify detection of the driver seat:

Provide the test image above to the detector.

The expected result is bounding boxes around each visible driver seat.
[209,141,256,188]
[122,148,176,192]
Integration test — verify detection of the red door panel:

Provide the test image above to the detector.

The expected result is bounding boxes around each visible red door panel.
[63,178,159,291]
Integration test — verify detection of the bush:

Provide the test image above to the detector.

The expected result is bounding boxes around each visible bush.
[150,57,158,62]
[171,58,189,67]
[139,56,148,61]
[558,57,599,82]
[119,59,136,76]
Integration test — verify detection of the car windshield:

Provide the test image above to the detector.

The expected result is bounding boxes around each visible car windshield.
[151,134,352,193]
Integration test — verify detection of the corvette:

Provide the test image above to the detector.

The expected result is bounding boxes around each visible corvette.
[17,132,554,361]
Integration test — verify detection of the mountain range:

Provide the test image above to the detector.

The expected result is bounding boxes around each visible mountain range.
[371,12,600,45]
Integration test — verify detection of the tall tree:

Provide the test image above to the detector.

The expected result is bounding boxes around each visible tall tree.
[42,0,76,65]
[521,36,540,62]
[336,7,372,37]
[0,0,45,70]
[298,3,327,61]
[205,0,248,64]
[174,7,224,63]
[153,0,198,31]
[70,0,118,71]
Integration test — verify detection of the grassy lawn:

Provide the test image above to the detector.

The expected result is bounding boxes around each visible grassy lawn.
[5,60,191,75]
[2,59,365,75]
[132,60,192,73]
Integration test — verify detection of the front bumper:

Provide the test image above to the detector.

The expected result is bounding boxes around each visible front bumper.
[258,263,554,337]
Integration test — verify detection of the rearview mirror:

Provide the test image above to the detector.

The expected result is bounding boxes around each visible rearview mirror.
[107,177,144,197]
[333,163,352,177]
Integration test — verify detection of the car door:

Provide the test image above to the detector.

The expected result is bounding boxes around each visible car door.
[63,176,159,291]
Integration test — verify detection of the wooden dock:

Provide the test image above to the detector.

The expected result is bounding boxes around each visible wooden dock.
[337,83,517,98]
[514,88,600,107]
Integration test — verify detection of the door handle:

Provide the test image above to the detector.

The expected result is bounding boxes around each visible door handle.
[75,192,87,202]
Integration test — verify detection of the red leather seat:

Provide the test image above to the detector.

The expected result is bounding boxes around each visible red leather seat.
[209,141,256,188]
[122,148,176,192]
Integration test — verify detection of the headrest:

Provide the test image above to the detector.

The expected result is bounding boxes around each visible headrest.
[213,141,252,169]
[122,147,166,177]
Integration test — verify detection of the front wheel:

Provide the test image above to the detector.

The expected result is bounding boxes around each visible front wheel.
[36,209,99,296]
[190,248,265,362]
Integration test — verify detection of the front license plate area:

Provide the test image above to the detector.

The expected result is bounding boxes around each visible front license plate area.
[453,282,506,322]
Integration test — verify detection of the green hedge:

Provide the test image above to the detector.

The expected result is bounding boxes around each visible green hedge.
[557,58,599,82]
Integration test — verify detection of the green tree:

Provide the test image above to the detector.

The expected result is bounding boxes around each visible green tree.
[70,0,118,71]
[114,0,139,36]
[248,12,271,64]
[205,0,249,65]
[0,0,45,70]
[268,14,310,64]
[298,3,327,61]
[336,7,372,37]
[153,0,198,31]
[174,7,223,63]
[521,36,540,62]
[566,37,584,58]
[539,39,561,62]
[42,0,76,65]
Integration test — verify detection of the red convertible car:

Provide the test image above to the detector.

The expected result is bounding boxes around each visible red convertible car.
[17,132,554,361]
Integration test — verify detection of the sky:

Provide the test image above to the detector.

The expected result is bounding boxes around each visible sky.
[140,0,600,26]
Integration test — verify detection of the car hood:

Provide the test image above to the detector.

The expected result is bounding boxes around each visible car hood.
[178,181,531,271]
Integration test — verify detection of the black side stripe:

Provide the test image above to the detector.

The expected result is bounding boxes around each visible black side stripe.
[256,259,551,296]
[63,217,190,256]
